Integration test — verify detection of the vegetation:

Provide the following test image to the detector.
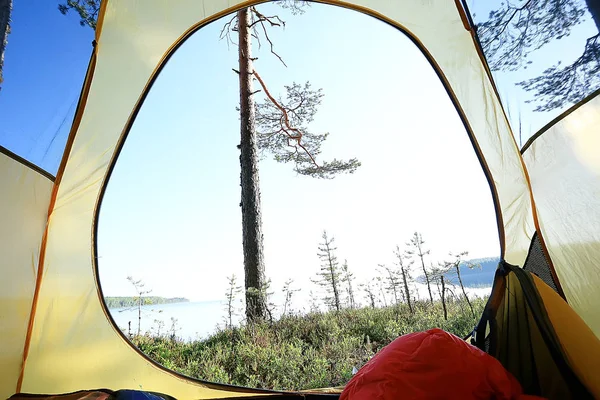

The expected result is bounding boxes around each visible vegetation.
[105,296,189,309]
[130,296,486,391]
[114,230,493,391]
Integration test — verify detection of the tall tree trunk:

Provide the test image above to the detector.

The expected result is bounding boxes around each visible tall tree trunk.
[585,0,600,31]
[238,8,266,323]
[0,0,12,90]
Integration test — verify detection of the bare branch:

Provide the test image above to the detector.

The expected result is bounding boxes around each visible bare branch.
[219,14,238,49]
[258,18,287,67]
[250,7,286,28]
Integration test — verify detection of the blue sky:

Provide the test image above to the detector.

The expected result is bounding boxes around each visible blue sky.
[0,0,93,173]
[1,1,597,308]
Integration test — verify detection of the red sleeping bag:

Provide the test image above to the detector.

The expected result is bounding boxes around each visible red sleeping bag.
[340,328,545,400]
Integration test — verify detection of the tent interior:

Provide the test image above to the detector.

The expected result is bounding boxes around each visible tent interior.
[1,0,599,399]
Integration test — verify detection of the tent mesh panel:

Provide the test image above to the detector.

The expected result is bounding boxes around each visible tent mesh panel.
[523,232,559,294]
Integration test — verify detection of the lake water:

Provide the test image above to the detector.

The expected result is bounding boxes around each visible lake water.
[109,284,493,341]
[110,300,239,341]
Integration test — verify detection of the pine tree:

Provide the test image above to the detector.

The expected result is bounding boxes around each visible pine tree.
[430,263,449,320]
[60,0,360,324]
[225,4,360,322]
[441,251,480,318]
[375,275,388,308]
[407,232,433,304]
[312,230,343,311]
[393,245,414,314]
[281,278,300,317]
[224,274,243,329]
[360,280,377,309]
[341,259,356,309]
[126,276,152,336]
[379,264,402,306]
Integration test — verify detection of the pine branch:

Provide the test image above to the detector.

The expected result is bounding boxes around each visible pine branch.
[253,70,319,167]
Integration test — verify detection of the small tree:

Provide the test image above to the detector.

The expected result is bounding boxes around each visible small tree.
[393,246,414,314]
[169,317,179,341]
[430,263,449,320]
[379,263,404,321]
[407,232,433,304]
[375,275,388,308]
[442,251,480,317]
[379,264,402,306]
[341,259,356,309]
[153,319,165,337]
[360,280,377,309]
[281,278,300,316]
[263,278,276,323]
[126,276,152,336]
[312,230,343,311]
[308,290,320,313]
[224,274,243,329]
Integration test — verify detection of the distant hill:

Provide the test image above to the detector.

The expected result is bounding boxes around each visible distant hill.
[105,296,189,309]
[451,257,500,287]
[416,257,500,288]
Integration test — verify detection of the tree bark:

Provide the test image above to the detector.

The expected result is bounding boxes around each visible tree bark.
[586,0,600,32]
[238,8,267,323]
[0,0,12,90]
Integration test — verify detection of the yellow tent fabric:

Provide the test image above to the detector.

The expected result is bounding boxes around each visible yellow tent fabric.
[522,92,600,336]
[533,274,600,398]
[0,0,598,399]
[0,150,53,400]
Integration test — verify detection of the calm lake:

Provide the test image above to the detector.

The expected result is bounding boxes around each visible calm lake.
[110,300,237,341]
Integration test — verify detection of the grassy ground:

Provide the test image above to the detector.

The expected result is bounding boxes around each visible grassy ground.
[132,297,486,391]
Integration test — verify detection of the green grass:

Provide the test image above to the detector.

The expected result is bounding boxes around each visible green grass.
[131,297,486,391]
